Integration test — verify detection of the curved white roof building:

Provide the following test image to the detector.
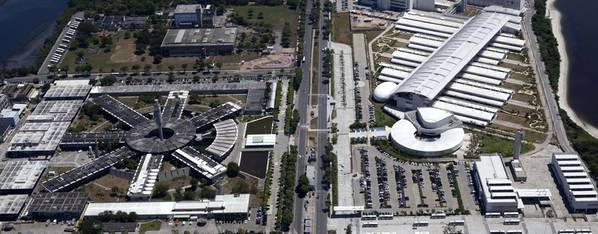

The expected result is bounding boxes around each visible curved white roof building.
[373,82,399,102]
[389,108,464,157]
[395,12,510,103]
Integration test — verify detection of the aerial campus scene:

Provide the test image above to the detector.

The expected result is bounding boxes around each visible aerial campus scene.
[0,0,598,233]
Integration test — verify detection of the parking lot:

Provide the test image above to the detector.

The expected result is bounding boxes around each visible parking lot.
[353,146,467,215]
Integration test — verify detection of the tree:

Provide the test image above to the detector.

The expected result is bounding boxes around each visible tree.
[215,62,223,70]
[82,102,103,121]
[181,64,188,73]
[199,185,216,199]
[60,64,70,76]
[168,65,175,72]
[190,178,199,191]
[153,183,168,198]
[132,64,140,74]
[110,186,121,197]
[295,174,310,198]
[100,75,117,86]
[226,162,240,177]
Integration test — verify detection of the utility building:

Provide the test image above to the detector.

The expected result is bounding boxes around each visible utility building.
[472,153,522,214]
[467,0,524,11]
[161,28,237,57]
[551,153,598,213]
[22,192,88,221]
[173,4,214,28]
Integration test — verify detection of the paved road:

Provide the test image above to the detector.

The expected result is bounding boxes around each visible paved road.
[9,68,294,84]
[522,0,574,153]
[314,1,329,233]
[293,0,315,232]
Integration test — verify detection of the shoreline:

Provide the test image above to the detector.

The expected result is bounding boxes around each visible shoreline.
[547,0,598,139]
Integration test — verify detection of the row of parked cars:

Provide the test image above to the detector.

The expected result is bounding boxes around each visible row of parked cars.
[394,165,408,208]
[359,149,374,209]
[375,157,392,208]
[49,17,82,65]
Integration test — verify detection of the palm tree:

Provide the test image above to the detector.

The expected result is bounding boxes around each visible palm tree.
[60,64,69,77]
[181,64,188,73]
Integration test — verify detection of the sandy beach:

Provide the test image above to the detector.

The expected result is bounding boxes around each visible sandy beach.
[547,0,598,139]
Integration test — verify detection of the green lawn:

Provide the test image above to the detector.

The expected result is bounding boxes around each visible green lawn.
[139,220,161,234]
[232,5,298,45]
[332,13,352,45]
[372,103,396,128]
[479,134,534,157]
[61,32,197,73]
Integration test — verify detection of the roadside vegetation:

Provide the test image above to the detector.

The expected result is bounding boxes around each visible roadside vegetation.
[275,146,298,232]
[531,0,598,176]
[331,13,352,45]
[531,0,560,91]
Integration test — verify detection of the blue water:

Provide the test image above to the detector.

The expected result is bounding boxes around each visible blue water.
[0,0,68,68]
[556,0,598,127]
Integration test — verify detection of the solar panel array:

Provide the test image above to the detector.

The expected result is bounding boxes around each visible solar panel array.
[206,119,238,160]
[171,146,226,179]
[60,131,127,148]
[190,102,241,129]
[92,95,148,127]
[26,192,88,214]
[42,146,137,192]
[162,91,188,121]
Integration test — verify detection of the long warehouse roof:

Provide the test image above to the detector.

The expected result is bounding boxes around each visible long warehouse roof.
[394,12,510,101]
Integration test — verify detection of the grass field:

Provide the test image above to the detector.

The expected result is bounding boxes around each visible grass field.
[372,103,396,127]
[232,5,298,46]
[61,32,260,72]
[139,221,161,234]
[332,13,352,45]
[245,116,273,135]
[364,30,384,42]
[479,134,534,157]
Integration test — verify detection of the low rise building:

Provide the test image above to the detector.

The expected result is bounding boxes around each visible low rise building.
[0,195,28,221]
[467,0,524,11]
[244,134,276,148]
[551,153,598,213]
[127,154,163,200]
[0,109,20,128]
[21,192,88,221]
[0,161,46,195]
[173,4,214,28]
[472,153,522,214]
[83,194,250,220]
[161,28,237,57]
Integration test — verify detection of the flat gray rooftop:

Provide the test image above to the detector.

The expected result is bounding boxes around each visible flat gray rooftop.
[161,28,237,47]
[26,100,83,122]
[174,4,200,14]
[0,195,28,215]
[44,84,91,99]
[8,122,70,153]
[0,161,46,192]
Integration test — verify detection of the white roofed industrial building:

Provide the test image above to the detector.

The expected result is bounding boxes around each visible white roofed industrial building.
[375,9,525,127]
[83,194,250,220]
[551,153,598,212]
[0,161,46,194]
[472,153,522,214]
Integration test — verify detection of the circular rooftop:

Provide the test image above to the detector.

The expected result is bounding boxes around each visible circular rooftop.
[125,119,196,154]
[389,108,464,157]
[373,82,399,102]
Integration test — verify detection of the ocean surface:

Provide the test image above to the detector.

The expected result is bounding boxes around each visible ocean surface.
[0,0,67,68]
[555,0,598,127]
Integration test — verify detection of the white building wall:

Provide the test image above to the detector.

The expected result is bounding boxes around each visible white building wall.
[468,0,524,11]
[413,0,435,11]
